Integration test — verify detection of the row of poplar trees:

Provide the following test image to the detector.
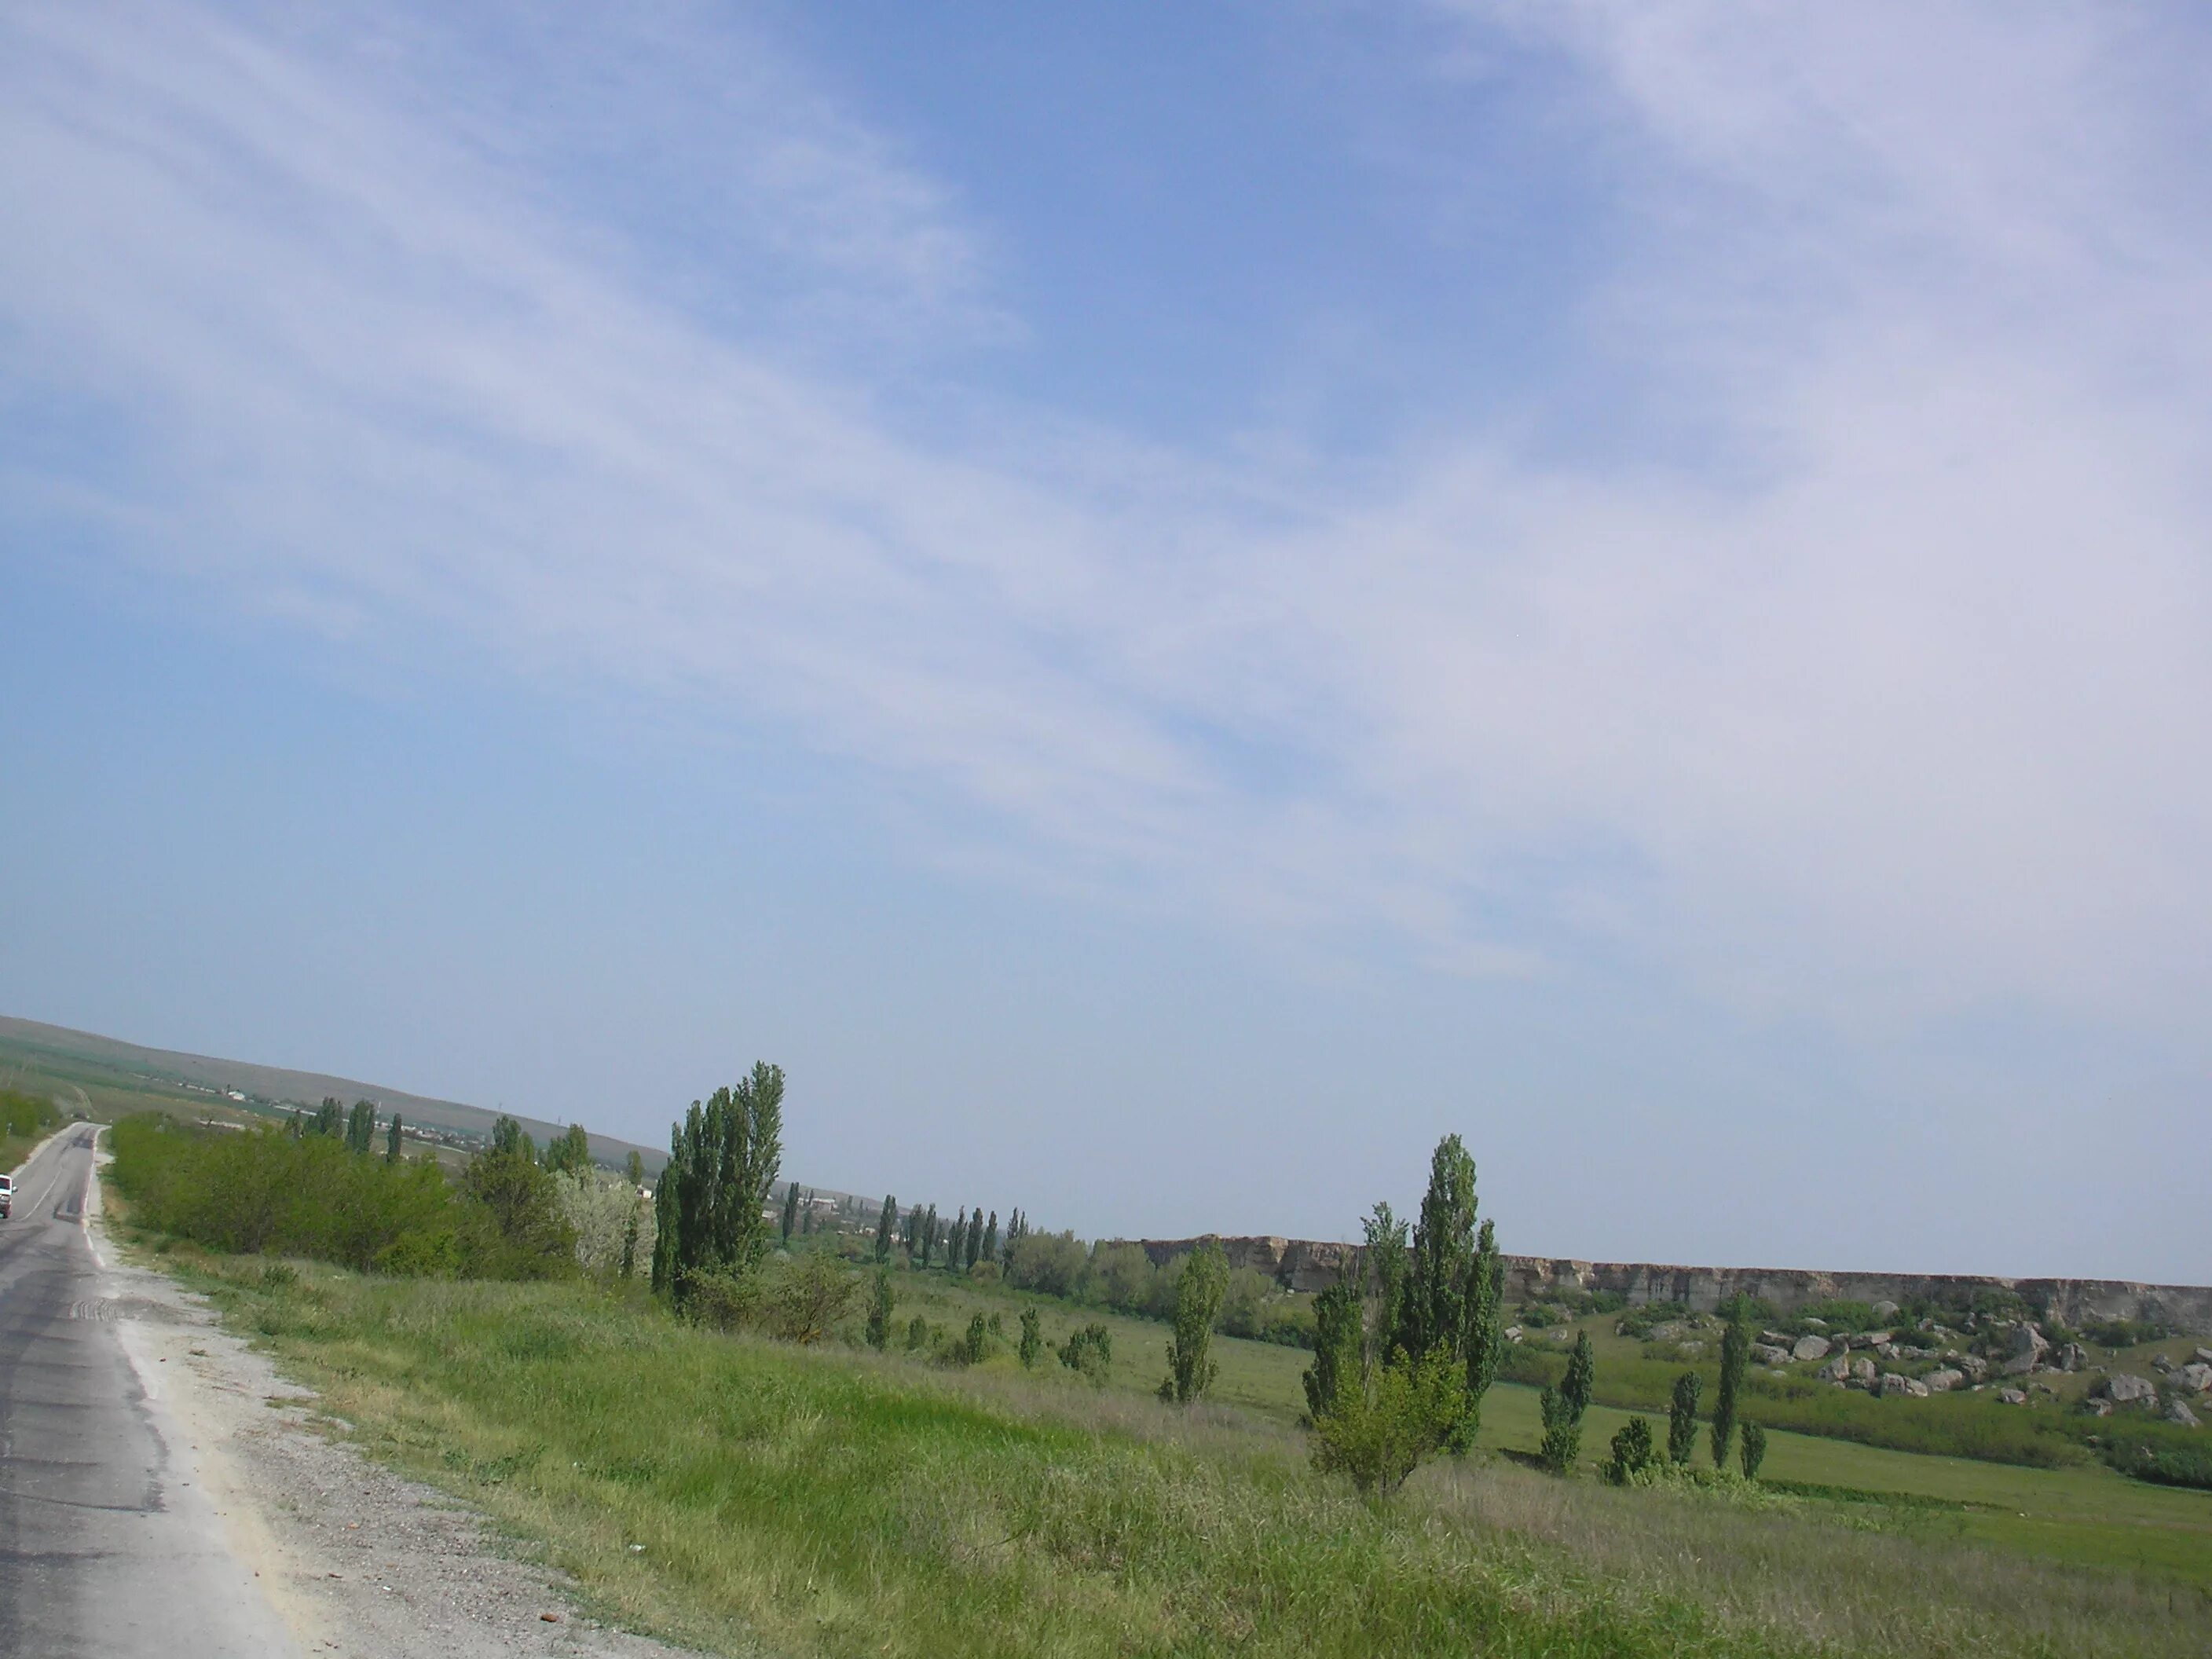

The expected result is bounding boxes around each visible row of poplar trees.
[299,1095,404,1163]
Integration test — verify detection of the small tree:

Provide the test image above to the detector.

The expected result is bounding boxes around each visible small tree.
[964,1209,983,1272]
[1310,1347,1463,1496]
[345,1100,376,1156]
[625,1149,644,1188]
[1159,1240,1229,1404]
[962,1313,990,1364]
[906,1314,929,1351]
[1740,1420,1768,1481]
[1302,1278,1364,1426]
[980,1210,998,1265]
[1018,1307,1043,1368]
[782,1180,800,1243]
[384,1111,403,1164]
[866,1266,895,1350]
[1604,1415,1657,1485]
[874,1196,897,1263]
[1394,1137,1478,1365]
[544,1122,591,1177]
[619,1192,641,1280]
[1712,1300,1751,1469]
[311,1097,342,1137]
[650,1064,785,1305]
[1658,1368,1700,1466]
[1540,1331,1595,1474]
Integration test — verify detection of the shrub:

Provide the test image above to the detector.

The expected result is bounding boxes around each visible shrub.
[1310,1348,1463,1496]
[2,1086,60,1143]
[961,1313,991,1365]
[1539,1331,1596,1474]
[761,1253,860,1345]
[1302,1280,1364,1426]
[1017,1307,1043,1368]
[905,1315,929,1352]
[1058,1322,1112,1382]
[1604,1415,1657,1485]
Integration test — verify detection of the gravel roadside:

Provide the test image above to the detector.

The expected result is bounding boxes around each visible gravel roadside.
[86,1166,711,1659]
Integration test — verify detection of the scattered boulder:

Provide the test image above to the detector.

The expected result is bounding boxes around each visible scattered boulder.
[2196,1347,2212,1365]
[1761,1331,1793,1348]
[1871,1300,1900,1321]
[2107,1374,2159,1404]
[2055,1342,2089,1374]
[1851,1357,1877,1383]
[1954,1353,1990,1383]
[2179,1363,2212,1393]
[1997,1388,2028,1405]
[1503,1326,1523,1343]
[2152,1353,2174,1374]
[1752,1342,1792,1366]
[1924,1368,1965,1393]
[1848,1330,1894,1350]
[1803,1317,1828,1329]
[1818,1353,1851,1383]
[2082,1397,2113,1417]
[2010,1322,2050,1361]
[1878,1372,1930,1399]
[2166,1399,2202,1430]
[1792,1334,1832,1363]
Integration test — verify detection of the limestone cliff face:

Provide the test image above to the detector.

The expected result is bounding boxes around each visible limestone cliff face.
[1132,1236,2212,1332]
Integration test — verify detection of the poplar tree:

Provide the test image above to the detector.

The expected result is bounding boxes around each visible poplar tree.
[545,1122,591,1177]
[1540,1331,1596,1474]
[1302,1278,1364,1426]
[1461,1218,1507,1445]
[1668,1371,1703,1465]
[1711,1299,1751,1469]
[875,1196,898,1263]
[965,1210,985,1272]
[384,1111,403,1163]
[866,1267,895,1350]
[920,1204,939,1266]
[1362,1202,1408,1364]
[312,1097,342,1137]
[782,1180,800,1243]
[1159,1240,1229,1404]
[1018,1308,1043,1368]
[626,1150,644,1188]
[980,1210,998,1265]
[650,1063,786,1304]
[1396,1136,1478,1364]
[345,1100,376,1155]
[1740,1420,1768,1481]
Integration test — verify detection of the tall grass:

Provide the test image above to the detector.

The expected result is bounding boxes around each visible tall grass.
[170,1259,2207,1659]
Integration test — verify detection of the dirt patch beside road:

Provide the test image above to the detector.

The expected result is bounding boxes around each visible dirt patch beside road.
[87,1175,706,1659]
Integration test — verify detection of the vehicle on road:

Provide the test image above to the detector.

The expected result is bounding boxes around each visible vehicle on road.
[0,1171,12,1218]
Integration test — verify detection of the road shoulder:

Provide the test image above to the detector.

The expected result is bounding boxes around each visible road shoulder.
[86,1162,702,1659]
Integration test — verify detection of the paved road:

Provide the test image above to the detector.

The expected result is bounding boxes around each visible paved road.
[0,1130,299,1658]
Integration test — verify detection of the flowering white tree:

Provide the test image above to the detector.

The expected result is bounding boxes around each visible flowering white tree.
[558,1170,654,1278]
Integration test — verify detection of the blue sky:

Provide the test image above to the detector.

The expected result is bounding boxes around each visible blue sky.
[4,2,2209,1280]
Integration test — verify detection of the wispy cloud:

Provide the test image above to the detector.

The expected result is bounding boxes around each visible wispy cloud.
[5,0,2209,1056]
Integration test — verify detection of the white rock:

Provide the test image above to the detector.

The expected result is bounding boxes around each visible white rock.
[1924,1368,1965,1393]
[2108,1373,2159,1404]
[1870,1300,1900,1321]
[1997,1387,2027,1405]
[2166,1399,2202,1430]
[2181,1363,2212,1393]
[1792,1334,1832,1363]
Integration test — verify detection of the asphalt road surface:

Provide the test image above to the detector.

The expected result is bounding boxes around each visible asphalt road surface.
[0,1129,300,1658]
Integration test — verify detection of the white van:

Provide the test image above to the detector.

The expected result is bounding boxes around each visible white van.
[0,1172,12,1219]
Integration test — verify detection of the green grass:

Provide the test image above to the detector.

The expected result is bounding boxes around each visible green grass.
[875,1265,2212,1587]
[137,1243,2212,1659]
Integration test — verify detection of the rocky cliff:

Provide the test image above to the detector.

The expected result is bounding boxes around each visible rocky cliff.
[1132,1236,2212,1333]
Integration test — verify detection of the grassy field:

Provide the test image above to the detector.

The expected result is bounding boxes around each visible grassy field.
[144,1247,2211,1659]
[871,1265,2212,1587]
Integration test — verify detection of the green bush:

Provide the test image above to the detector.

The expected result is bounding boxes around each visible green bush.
[107,1113,574,1280]
[1057,1321,1113,1382]
[1604,1415,1657,1485]
[2,1086,60,1144]
[1005,1229,1087,1297]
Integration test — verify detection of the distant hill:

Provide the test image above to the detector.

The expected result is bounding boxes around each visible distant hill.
[0,1014,666,1176]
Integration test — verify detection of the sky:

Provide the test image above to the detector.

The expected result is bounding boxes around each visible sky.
[3,1,2209,1282]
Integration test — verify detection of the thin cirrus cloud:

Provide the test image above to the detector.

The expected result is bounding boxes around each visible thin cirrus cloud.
[4,1,2210,1058]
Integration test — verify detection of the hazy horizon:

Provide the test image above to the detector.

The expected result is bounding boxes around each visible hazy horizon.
[5,2,2209,1283]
